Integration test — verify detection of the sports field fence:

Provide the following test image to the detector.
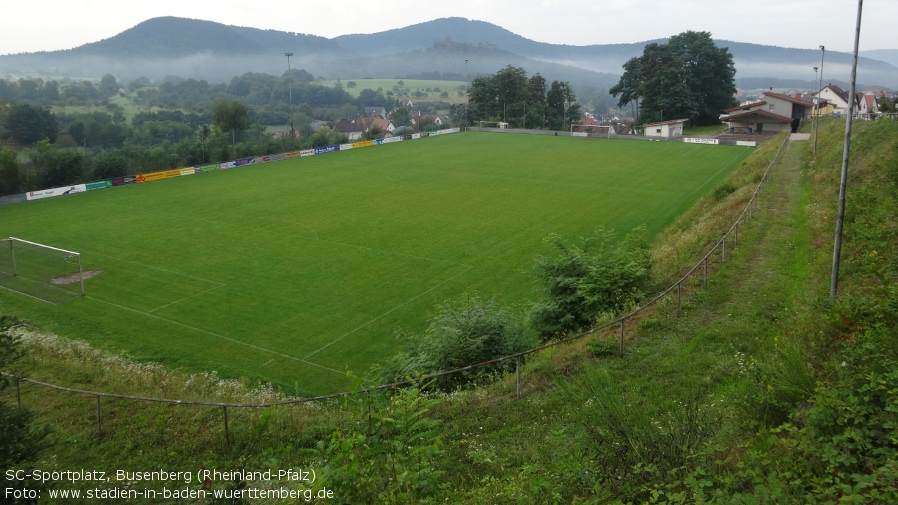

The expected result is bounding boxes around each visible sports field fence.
[3,132,789,445]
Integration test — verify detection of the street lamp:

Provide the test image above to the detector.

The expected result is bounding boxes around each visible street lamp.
[285,52,294,136]
[813,66,819,142]
[814,45,825,155]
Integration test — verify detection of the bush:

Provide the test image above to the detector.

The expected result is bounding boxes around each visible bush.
[375,295,536,391]
[0,317,52,503]
[530,227,653,340]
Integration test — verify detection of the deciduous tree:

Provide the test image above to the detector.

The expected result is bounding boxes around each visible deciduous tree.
[611,31,736,126]
[211,99,251,159]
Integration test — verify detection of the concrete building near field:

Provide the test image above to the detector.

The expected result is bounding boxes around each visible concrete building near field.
[643,119,687,138]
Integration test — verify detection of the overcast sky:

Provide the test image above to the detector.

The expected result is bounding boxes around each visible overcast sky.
[2,0,893,56]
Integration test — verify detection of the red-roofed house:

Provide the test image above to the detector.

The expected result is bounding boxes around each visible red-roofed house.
[334,116,395,140]
[856,93,878,115]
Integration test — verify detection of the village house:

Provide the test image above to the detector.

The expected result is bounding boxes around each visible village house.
[817,84,851,115]
[572,116,617,136]
[721,90,812,134]
[334,116,395,140]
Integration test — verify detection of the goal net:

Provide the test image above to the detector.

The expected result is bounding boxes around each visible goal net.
[0,237,85,303]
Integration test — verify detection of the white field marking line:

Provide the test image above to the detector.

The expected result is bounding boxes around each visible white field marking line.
[147,284,225,314]
[85,295,345,376]
[0,284,72,305]
[681,144,702,156]
[80,248,226,287]
[685,150,749,199]
[302,264,474,360]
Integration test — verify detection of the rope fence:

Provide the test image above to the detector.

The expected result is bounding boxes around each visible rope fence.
[4,132,790,444]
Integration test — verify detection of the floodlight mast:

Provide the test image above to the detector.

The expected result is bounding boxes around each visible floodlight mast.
[285,52,294,136]
[814,45,825,155]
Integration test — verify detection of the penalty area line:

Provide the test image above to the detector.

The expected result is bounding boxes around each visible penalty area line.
[302,265,474,361]
[85,296,345,376]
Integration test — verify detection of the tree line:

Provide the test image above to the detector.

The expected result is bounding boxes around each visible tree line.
[0,65,589,197]
[463,65,582,130]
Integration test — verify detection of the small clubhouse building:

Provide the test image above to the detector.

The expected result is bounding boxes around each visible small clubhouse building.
[643,119,688,139]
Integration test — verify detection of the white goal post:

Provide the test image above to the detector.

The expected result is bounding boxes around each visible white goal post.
[0,237,84,302]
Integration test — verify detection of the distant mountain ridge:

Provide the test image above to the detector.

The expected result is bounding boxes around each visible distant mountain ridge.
[1,16,895,90]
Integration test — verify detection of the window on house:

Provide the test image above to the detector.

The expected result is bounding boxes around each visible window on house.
[769,104,775,111]
[656,128,662,133]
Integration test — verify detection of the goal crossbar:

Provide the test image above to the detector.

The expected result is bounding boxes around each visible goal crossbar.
[8,237,81,257]
[3,237,85,299]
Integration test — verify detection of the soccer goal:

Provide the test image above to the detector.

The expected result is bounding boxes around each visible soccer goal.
[0,237,85,303]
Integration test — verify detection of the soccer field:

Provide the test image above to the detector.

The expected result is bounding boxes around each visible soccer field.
[0,132,752,395]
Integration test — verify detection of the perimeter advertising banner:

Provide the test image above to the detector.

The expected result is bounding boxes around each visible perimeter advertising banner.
[111,176,136,186]
[136,169,182,183]
[315,145,339,155]
[26,184,87,200]
[180,168,196,176]
[200,163,220,173]
[684,137,720,145]
[300,149,316,157]
[285,150,303,159]
[86,181,112,191]
[382,136,402,144]
[339,143,353,151]
[352,140,375,149]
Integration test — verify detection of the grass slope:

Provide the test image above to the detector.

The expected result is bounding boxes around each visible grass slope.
[0,132,750,394]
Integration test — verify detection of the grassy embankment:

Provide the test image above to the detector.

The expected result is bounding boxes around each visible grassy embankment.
[3,119,897,503]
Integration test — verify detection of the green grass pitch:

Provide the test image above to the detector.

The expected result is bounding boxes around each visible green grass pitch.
[0,132,752,395]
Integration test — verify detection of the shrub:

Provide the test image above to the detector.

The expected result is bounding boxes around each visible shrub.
[530,227,653,340]
[317,386,444,503]
[375,295,536,391]
[0,317,52,502]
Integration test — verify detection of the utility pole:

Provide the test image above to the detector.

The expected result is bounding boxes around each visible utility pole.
[831,0,864,298]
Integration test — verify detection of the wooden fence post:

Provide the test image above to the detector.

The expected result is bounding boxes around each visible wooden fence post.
[618,318,625,357]
[223,406,231,446]
[676,282,682,317]
[96,395,102,435]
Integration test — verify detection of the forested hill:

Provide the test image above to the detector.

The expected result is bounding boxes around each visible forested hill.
[1,16,896,88]
[66,17,346,58]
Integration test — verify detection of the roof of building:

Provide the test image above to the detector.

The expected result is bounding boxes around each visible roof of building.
[824,84,850,102]
[726,101,766,112]
[762,91,813,108]
[643,118,688,127]
[721,109,795,124]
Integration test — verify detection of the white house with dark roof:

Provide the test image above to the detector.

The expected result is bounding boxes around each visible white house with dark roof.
[818,85,851,114]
